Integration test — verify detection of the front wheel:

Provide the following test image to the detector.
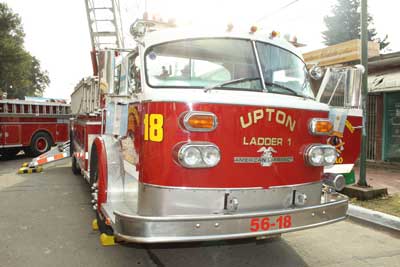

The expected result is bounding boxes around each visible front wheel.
[91,146,113,235]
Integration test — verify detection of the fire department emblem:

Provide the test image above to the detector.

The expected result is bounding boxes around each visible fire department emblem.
[257,146,277,167]
[234,146,293,167]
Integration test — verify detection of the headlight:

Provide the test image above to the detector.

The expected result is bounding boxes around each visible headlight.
[305,145,337,166]
[176,142,221,168]
[308,147,324,166]
[323,147,337,165]
[181,146,202,166]
[202,146,221,166]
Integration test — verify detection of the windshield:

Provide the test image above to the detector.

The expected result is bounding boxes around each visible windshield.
[145,38,313,97]
[145,38,262,91]
[256,42,314,98]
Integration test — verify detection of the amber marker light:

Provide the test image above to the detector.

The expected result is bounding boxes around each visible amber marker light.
[309,118,333,135]
[182,111,218,132]
[250,26,258,34]
[270,30,279,38]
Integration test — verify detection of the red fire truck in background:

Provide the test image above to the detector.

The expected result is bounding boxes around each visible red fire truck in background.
[70,11,364,244]
[0,98,71,158]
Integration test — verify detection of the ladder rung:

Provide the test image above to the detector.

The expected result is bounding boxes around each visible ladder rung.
[93,32,117,37]
[97,43,119,46]
[91,19,114,22]
[90,7,112,11]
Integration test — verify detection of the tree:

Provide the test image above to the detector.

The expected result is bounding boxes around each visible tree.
[0,3,49,99]
[322,0,389,50]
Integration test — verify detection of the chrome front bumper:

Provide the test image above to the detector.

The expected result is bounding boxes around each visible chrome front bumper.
[104,191,348,243]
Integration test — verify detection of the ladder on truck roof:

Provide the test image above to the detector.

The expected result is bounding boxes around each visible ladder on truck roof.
[84,0,124,51]
[0,99,70,116]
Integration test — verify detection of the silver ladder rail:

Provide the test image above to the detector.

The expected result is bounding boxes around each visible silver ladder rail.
[84,0,125,51]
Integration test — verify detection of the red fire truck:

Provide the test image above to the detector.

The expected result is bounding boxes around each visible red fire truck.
[0,98,71,158]
[70,17,364,244]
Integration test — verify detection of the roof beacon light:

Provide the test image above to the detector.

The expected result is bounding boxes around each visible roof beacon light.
[270,30,279,38]
[250,26,258,34]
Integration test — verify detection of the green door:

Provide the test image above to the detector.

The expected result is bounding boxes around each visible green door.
[383,92,400,162]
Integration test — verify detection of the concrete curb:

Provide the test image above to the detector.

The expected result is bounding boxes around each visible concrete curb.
[347,204,400,231]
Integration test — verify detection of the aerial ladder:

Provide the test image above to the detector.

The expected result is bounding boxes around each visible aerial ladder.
[84,0,125,75]
[18,0,125,174]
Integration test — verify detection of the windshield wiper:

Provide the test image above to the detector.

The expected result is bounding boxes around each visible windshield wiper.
[264,82,301,97]
[204,77,261,92]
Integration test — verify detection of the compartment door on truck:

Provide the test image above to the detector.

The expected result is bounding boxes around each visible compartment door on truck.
[0,125,5,145]
[56,119,69,142]
[4,125,21,145]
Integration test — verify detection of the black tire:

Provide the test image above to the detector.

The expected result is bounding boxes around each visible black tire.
[91,148,113,235]
[29,132,53,157]
[71,155,81,175]
[89,145,98,186]
[69,129,73,157]
[96,210,114,235]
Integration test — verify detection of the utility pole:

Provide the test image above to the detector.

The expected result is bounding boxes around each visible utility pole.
[358,0,368,187]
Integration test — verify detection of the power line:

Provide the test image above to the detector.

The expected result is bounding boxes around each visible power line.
[255,0,301,23]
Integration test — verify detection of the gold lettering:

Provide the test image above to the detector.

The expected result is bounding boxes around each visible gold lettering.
[240,108,296,132]
[285,115,296,132]
[257,137,265,145]
[265,108,275,121]
[277,138,283,146]
[276,110,286,125]
[250,137,257,145]
[243,136,249,145]
[240,113,252,128]
[242,137,284,146]
[253,109,264,124]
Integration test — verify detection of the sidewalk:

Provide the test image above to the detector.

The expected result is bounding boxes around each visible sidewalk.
[353,164,400,194]
[348,163,400,232]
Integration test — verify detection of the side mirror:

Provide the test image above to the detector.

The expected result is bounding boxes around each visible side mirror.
[316,66,363,108]
[344,65,364,108]
[98,50,116,94]
[309,65,324,80]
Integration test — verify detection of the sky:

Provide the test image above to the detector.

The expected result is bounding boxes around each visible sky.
[3,0,400,100]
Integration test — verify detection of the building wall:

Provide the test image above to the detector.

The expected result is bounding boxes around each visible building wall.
[383,92,400,162]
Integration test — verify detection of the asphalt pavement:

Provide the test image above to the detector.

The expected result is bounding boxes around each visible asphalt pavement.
[0,155,399,267]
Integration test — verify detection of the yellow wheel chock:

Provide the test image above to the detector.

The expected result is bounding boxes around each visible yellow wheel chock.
[100,233,115,246]
[18,166,43,174]
[91,219,99,231]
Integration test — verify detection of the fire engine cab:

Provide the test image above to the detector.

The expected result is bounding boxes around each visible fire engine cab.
[70,19,363,243]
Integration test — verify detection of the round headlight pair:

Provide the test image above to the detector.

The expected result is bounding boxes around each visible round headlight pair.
[305,145,337,166]
[178,143,220,168]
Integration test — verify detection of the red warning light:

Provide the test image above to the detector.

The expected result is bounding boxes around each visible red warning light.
[250,26,258,33]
